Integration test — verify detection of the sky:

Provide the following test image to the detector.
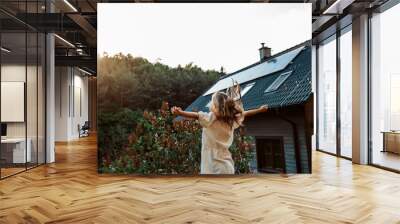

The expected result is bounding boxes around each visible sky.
[98,3,311,73]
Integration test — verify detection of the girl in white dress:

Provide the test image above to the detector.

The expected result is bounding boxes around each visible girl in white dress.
[171,89,268,174]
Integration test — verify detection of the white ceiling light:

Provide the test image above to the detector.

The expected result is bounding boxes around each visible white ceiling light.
[78,67,93,76]
[54,34,75,48]
[1,47,11,53]
[323,0,355,15]
[63,0,78,12]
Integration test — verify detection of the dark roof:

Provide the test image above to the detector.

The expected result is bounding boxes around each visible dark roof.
[186,41,312,112]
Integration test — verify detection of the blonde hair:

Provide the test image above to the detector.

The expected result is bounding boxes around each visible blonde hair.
[211,91,244,128]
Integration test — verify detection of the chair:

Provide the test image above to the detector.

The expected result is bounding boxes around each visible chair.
[79,121,90,138]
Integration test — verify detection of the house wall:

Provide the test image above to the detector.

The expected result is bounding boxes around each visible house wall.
[244,107,311,173]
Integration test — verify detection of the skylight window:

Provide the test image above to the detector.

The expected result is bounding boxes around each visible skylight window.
[264,71,292,93]
[241,82,255,96]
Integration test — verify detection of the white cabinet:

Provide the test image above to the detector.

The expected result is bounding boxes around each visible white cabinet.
[383,132,400,154]
[1,138,32,163]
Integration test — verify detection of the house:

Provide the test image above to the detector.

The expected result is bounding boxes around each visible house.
[185,41,313,174]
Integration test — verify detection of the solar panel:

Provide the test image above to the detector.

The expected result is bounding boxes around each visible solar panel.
[203,46,304,96]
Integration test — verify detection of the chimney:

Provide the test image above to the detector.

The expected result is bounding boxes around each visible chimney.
[259,43,271,61]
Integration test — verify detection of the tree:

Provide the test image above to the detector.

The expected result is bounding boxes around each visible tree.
[98,53,221,112]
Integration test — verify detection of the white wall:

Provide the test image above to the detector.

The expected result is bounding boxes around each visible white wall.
[55,67,70,141]
[1,65,38,138]
[55,67,89,141]
[1,65,26,138]
[72,73,89,138]
[1,63,46,164]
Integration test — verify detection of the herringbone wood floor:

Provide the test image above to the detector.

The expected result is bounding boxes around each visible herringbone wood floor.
[0,135,400,224]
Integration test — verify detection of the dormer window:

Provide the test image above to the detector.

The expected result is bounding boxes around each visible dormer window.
[241,82,255,97]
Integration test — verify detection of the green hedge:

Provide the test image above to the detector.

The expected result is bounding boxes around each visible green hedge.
[98,102,255,174]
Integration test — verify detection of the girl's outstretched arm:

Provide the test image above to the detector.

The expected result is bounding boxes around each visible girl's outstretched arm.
[243,105,268,117]
[171,106,199,119]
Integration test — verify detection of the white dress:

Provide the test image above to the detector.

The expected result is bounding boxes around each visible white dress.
[198,111,240,174]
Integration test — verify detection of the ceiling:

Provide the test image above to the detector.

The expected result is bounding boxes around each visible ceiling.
[310,0,389,42]
[0,0,98,74]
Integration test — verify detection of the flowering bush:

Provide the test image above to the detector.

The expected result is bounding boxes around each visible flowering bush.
[99,102,255,174]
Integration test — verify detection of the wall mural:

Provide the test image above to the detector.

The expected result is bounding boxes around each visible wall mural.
[97,3,312,175]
